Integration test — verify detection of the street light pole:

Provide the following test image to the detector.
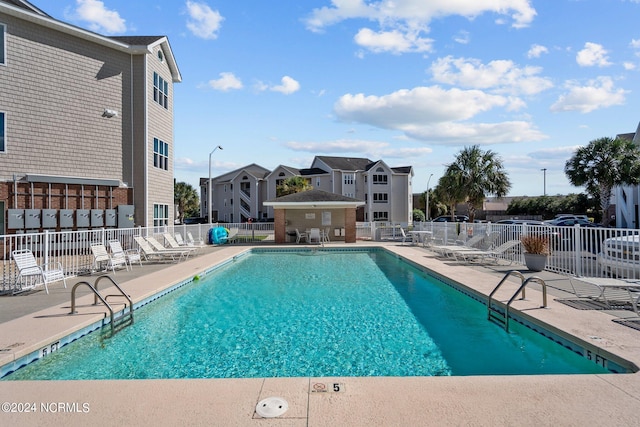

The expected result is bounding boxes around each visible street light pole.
[426,173,433,221]
[541,168,547,196]
[208,145,223,225]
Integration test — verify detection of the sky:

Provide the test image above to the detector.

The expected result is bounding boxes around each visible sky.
[31,0,640,197]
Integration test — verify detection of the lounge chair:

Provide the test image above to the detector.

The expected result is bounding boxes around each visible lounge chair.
[91,243,128,273]
[452,240,521,263]
[133,236,189,262]
[108,239,142,269]
[162,232,200,254]
[400,228,415,245]
[226,228,239,244]
[295,229,307,244]
[569,276,640,316]
[11,249,67,294]
[432,234,486,256]
[186,231,206,247]
[308,228,322,244]
[146,236,192,260]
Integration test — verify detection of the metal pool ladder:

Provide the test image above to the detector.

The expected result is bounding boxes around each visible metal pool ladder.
[488,270,547,332]
[69,275,134,337]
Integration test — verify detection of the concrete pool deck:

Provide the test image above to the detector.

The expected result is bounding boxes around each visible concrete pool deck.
[1,242,639,426]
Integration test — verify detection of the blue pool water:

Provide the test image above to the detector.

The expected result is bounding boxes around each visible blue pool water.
[3,249,610,380]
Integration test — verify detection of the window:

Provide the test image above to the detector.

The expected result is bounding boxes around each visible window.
[153,204,169,227]
[373,193,388,203]
[153,72,168,109]
[344,174,354,185]
[373,211,388,221]
[0,112,4,153]
[0,23,5,65]
[157,50,164,62]
[373,174,388,184]
[153,138,168,170]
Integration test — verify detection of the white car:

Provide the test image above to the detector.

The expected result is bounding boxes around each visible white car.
[597,235,640,279]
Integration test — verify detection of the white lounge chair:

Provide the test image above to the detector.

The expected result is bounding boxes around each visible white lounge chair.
[163,232,200,254]
[400,228,415,245]
[134,236,189,262]
[186,231,206,247]
[11,249,67,294]
[453,240,521,263]
[108,239,142,269]
[569,276,640,316]
[91,243,128,273]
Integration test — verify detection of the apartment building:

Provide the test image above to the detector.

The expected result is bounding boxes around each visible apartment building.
[615,122,640,228]
[0,0,181,233]
[202,156,414,224]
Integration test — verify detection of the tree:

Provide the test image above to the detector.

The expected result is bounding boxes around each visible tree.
[433,173,466,220]
[443,145,511,222]
[174,182,199,223]
[412,208,425,222]
[565,137,640,225]
[276,176,313,197]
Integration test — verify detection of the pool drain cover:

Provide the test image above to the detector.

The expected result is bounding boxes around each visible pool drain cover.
[255,397,288,418]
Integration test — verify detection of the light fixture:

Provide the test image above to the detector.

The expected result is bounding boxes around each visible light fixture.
[102,109,118,118]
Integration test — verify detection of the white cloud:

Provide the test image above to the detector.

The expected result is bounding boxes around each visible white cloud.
[354,28,433,54]
[527,44,548,58]
[305,0,535,55]
[185,1,224,40]
[305,0,536,31]
[284,139,433,159]
[623,62,636,70]
[333,86,546,145]
[453,31,470,45]
[207,72,243,91]
[550,77,627,113]
[429,56,553,96]
[576,42,611,67]
[64,0,126,34]
[630,39,640,49]
[270,76,301,95]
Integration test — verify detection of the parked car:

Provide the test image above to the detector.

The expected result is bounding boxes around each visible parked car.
[597,235,640,278]
[551,219,601,253]
[183,217,208,225]
[495,219,559,243]
[432,215,469,222]
[545,215,591,226]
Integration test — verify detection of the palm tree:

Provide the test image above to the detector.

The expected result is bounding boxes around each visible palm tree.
[276,176,313,197]
[174,182,199,223]
[443,145,511,222]
[565,137,640,225]
[433,173,466,220]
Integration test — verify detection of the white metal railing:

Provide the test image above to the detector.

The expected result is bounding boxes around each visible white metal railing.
[0,222,275,294]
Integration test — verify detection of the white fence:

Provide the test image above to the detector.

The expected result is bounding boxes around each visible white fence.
[0,222,275,294]
[360,221,640,280]
[2,220,639,293]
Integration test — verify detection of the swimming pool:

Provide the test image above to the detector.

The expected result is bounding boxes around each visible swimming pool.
[2,248,616,380]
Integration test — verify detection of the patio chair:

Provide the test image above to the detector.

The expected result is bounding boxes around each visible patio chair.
[226,228,239,244]
[162,232,200,254]
[108,239,142,268]
[432,234,486,257]
[307,228,322,244]
[11,249,67,294]
[452,240,521,264]
[569,277,640,316]
[400,228,415,245]
[295,229,307,244]
[91,243,128,273]
[186,231,206,247]
[133,236,189,262]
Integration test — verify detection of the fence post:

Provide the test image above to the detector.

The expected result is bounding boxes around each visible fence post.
[573,224,582,277]
[43,230,50,268]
